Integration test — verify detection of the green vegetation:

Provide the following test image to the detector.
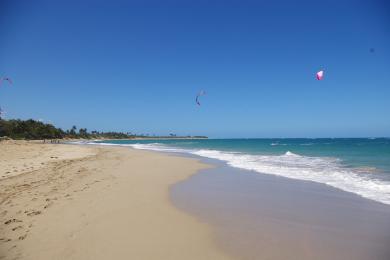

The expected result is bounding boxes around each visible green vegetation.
[0,119,64,139]
[0,119,135,140]
[0,118,207,140]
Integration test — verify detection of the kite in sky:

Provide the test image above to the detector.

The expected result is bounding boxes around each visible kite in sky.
[196,90,206,106]
[316,70,324,80]
[0,77,13,86]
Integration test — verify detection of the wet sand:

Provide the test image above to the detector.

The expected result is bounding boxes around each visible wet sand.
[0,141,231,260]
[171,158,390,260]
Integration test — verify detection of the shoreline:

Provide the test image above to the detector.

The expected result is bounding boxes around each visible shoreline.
[0,141,230,259]
[2,140,390,259]
[69,137,208,141]
[85,139,390,206]
[171,157,390,260]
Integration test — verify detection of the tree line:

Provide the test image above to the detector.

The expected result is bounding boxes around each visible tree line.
[0,119,136,140]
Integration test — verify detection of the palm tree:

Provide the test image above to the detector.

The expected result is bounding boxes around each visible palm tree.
[70,125,77,136]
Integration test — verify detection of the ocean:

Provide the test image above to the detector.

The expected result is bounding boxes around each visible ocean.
[89,138,390,205]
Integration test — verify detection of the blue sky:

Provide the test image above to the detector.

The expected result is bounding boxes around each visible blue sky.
[0,0,389,137]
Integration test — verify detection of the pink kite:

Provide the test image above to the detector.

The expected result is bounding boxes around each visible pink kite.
[316,70,324,80]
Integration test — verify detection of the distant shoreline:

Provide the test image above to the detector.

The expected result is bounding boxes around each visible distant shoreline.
[104,136,208,141]
[60,137,208,142]
[1,118,208,141]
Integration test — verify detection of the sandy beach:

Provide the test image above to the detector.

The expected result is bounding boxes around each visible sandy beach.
[2,141,390,260]
[0,141,231,260]
[2,1,389,258]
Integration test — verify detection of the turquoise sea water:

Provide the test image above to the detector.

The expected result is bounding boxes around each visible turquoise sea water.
[88,138,390,205]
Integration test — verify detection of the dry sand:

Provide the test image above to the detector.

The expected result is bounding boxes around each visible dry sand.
[0,141,231,260]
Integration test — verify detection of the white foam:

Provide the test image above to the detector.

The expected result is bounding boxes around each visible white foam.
[128,143,193,153]
[82,142,390,205]
[191,149,390,205]
[125,143,390,205]
[67,141,134,147]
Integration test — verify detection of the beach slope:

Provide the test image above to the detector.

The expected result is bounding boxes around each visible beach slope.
[0,141,230,260]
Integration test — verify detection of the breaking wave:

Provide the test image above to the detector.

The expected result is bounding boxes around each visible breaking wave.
[89,142,390,205]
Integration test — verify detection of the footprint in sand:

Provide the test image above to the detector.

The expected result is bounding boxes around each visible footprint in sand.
[12,226,23,231]
[4,219,22,225]
[25,210,41,217]
[18,234,27,240]
[44,202,53,209]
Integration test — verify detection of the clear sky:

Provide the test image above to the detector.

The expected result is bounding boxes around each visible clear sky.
[0,0,389,138]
